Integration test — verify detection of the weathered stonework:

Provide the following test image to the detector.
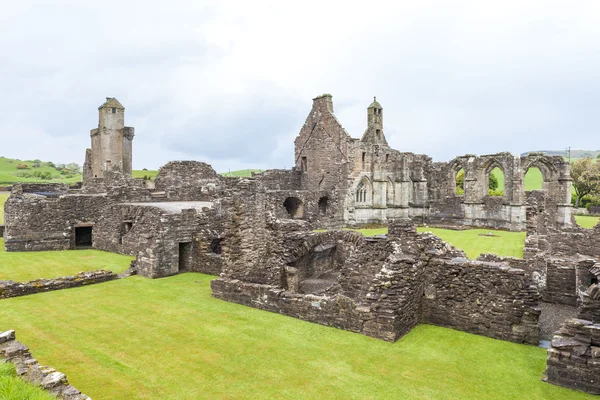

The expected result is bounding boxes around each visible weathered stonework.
[83,97,134,183]
[545,285,600,394]
[0,270,117,299]
[0,330,90,399]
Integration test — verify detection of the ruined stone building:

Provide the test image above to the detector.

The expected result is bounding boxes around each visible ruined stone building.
[288,94,573,231]
[2,96,599,395]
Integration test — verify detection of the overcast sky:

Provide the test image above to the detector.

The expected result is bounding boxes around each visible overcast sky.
[1,1,599,172]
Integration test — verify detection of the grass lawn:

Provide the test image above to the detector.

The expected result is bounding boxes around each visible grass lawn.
[0,192,8,224]
[0,272,591,400]
[0,157,81,185]
[0,239,133,281]
[349,227,526,259]
[0,362,54,400]
[574,215,600,229]
[220,169,264,177]
[132,170,158,180]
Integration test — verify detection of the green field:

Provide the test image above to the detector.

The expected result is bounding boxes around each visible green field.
[0,157,81,185]
[0,193,8,224]
[220,169,264,177]
[575,215,600,229]
[0,272,590,400]
[0,362,54,400]
[491,166,544,192]
[0,239,133,281]
[350,227,526,259]
[132,169,158,180]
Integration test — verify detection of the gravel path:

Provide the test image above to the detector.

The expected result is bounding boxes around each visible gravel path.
[539,302,578,340]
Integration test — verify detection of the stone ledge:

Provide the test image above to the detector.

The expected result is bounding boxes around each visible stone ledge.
[0,270,118,299]
[0,330,91,399]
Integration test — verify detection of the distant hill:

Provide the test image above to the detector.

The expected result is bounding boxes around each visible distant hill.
[0,157,82,185]
[521,149,600,160]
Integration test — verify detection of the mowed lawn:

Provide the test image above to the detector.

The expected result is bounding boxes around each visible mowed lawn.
[0,273,592,400]
[351,227,526,259]
[0,239,133,281]
[0,192,8,223]
[575,215,600,229]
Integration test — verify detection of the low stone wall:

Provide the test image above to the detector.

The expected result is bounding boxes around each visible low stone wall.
[0,270,117,299]
[545,318,600,394]
[211,278,377,337]
[0,330,90,399]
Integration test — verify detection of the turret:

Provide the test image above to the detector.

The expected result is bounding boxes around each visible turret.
[361,96,388,145]
[85,97,134,182]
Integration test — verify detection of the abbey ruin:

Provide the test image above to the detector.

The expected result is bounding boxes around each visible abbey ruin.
[3,96,599,395]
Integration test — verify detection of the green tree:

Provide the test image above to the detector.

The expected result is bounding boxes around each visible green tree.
[455,170,499,194]
[571,157,600,208]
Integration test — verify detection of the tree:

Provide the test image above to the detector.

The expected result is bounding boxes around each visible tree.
[455,169,499,193]
[571,157,600,208]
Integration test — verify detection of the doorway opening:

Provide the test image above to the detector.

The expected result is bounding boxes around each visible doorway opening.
[179,242,192,272]
[75,226,93,248]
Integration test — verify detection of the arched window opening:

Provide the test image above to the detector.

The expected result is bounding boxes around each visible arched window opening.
[488,167,504,196]
[455,168,465,195]
[524,167,543,191]
[318,197,328,215]
[284,197,304,218]
[355,179,370,204]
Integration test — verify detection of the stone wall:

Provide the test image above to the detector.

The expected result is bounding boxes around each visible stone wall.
[0,270,117,299]
[422,258,540,345]
[427,152,572,231]
[545,285,600,394]
[214,203,541,344]
[4,187,112,251]
[154,161,223,201]
[94,202,224,278]
[0,330,90,399]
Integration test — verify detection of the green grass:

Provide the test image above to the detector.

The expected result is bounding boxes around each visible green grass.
[0,362,55,400]
[574,215,600,229]
[0,272,591,399]
[0,239,133,281]
[0,157,81,185]
[220,169,264,177]
[132,170,158,180]
[348,227,525,259]
[0,193,8,224]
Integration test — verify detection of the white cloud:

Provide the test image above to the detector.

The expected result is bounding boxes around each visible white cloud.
[1,0,600,172]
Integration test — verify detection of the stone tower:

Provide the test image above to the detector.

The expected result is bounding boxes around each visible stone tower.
[361,97,388,145]
[84,97,135,182]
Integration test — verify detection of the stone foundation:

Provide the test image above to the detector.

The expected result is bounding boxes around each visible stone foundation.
[0,270,117,299]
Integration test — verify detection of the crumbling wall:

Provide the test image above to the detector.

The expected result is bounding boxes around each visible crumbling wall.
[0,330,91,400]
[154,161,223,201]
[4,185,111,251]
[427,153,571,231]
[545,285,600,395]
[94,203,224,278]
[213,198,541,344]
[0,270,118,299]
[422,258,540,344]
